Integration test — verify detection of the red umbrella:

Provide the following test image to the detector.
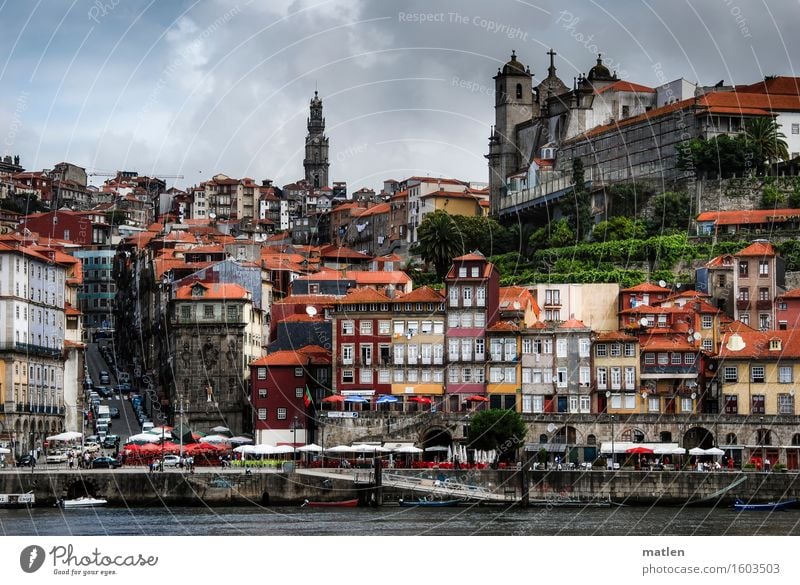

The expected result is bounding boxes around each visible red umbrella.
[321,394,345,403]
[465,395,489,402]
[626,446,654,454]
[123,444,141,452]
[408,396,431,404]
[139,443,161,453]
[160,442,180,454]
[185,442,219,453]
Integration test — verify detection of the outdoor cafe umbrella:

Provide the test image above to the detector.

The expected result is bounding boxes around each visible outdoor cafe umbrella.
[127,433,162,443]
[200,434,232,444]
[408,396,431,404]
[705,447,725,456]
[229,436,254,445]
[344,396,369,404]
[375,395,398,404]
[0,447,10,454]
[688,447,707,456]
[209,426,232,435]
[465,395,489,402]
[321,395,344,403]
[392,445,423,454]
[626,446,654,455]
[424,445,449,452]
[46,431,83,442]
[297,443,323,453]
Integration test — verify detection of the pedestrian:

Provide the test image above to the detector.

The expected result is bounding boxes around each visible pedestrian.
[765,458,771,472]
[727,456,734,471]
[68,454,74,470]
[30,455,36,473]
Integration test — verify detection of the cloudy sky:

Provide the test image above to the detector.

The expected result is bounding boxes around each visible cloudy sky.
[1,0,798,191]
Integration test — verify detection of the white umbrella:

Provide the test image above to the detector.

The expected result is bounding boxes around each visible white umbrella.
[272,445,295,454]
[200,434,232,444]
[352,444,387,453]
[325,445,353,453]
[705,447,725,456]
[127,433,162,443]
[229,436,254,444]
[46,431,82,442]
[392,445,423,454]
[210,426,231,434]
[670,447,687,455]
[0,447,10,454]
[460,444,467,462]
[447,445,453,462]
[146,430,173,440]
[233,445,257,454]
[424,445,449,452]
[297,443,323,452]
[688,447,706,456]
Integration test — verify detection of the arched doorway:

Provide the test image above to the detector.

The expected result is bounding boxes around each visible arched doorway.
[421,428,452,463]
[683,427,713,450]
[556,426,578,464]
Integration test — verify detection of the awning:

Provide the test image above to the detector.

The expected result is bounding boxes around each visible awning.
[524,443,568,453]
[599,442,680,455]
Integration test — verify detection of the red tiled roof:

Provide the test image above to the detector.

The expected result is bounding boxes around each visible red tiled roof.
[397,286,444,303]
[622,282,671,293]
[487,321,520,332]
[595,330,638,342]
[734,241,776,257]
[356,203,390,216]
[716,328,800,359]
[250,345,331,367]
[595,80,655,94]
[777,288,800,300]
[273,294,338,305]
[419,190,479,200]
[735,76,800,96]
[335,287,392,304]
[559,318,588,329]
[640,335,697,351]
[319,245,372,260]
[453,251,485,261]
[174,282,249,300]
[499,286,539,317]
[64,303,82,316]
[405,176,469,186]
[280,314,325,323]
[696,209,800,226]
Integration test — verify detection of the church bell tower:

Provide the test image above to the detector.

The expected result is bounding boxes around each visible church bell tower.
[304,91,330,189]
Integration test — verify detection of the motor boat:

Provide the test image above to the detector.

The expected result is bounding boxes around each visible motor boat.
[733,498,797,511]
[301,499,358,508]
[57,497,108,508]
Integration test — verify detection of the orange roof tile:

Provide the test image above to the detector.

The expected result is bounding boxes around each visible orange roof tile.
[622,282,671,293]
[559,318,589,329]
[716,328,800,359]
[487,321,521,332]
[640,335,697,352]
[335,287,392,304]
[273,294,338,305]
[696,208,800,226]
[396,286,444,303]
[777,289,800,300]
[595,80,655,94]
[453,251,485,261]
[595,330,638,342]
[734,241,776,257]
[174,281,249,300]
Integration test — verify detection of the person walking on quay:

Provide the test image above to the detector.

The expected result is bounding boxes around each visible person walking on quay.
[68,453,74,470]
[30,455,36,473]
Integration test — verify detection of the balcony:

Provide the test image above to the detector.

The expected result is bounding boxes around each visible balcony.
[736,300,750,311]
[756,299,772,310]
[0,342,63,358]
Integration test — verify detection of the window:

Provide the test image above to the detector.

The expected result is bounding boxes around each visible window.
[359,369,372,384]
[624,394,636,409]
[624,343,635,357]
[681,398,693,413]
[342,369,354,384]
[489,367,503,383]
[257,408,266,420]
[295,367,303,377]
[474,312,486,327]
[421,321,433,334]
[701,315,713,329]
[778,393,794,414]
[460,313,473,328]
[360,320,372,335]
[543,339,552,354]
[227,305,238,321]
[556,339,567,357]
[181,305,191,319]
[203,305,214,318]
[447,313,459,328]
[463,287,472,305]
[779,366,793,384]
[449,286,459,306]
[476,286,486,306]
[258,388,267,398]
[257,367,266,380]
[718,274,726,287]
[342,345,354,365]
[393,369,404,383]
[724,366,738,382]
[579,367,590,386]
[750,366,765,383]
[569,395,579,413]
[394,344,405,365]
[471,266,479,277]
[522,338,532,354]
[595,343,607,357]
[579,338,590,357]
[741,313,750,325]
[556,367,567,388]
[702,339,714,351]
[475,338,485,358]
[648,397,660,412]
[751,394,765,414]
[342,321,354,335]
[759,260,769,276]
[433,321,444,334]
[738,261,749,277]
[644,353,655,364]
[378,320,390,335]
[277,408,287,420]
[610,367,621,390]
[610,343,621,357]
[360,344,373,366]
[544,289,560,305]
[522,368,532,384]
[462,368,471,383]
[458,267,467,278]
[671,353,682,365]
[759,314,770,330]
[475,368,485,383]
[610,393,621,409]
[621,105,630,118]
[596,367,607,389]
[624,367,635,389]
[580,395,590,413]
[295,387,304,398]
[657,353,668,365]
[378,369,390,383]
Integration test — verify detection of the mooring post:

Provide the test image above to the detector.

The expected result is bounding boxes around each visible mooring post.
[373,456,383,506]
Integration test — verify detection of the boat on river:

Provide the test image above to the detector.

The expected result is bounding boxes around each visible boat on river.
[301,499,359,508]
[57,497,108,509]
[733,499,797,511]
[398,498,463,507]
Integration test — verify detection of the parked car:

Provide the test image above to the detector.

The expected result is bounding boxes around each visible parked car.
[85,435,99,444]
[102,435,120,449]
[109,407,120,419]
[162,455,181,467]
[46,451,68,464]
[96,386,112,398]
[84,442,102,453]
[141,421,154,432]
[16,455,35,467]
[99,371,110,384]
[116,383,132,393]
[91,456,121,469]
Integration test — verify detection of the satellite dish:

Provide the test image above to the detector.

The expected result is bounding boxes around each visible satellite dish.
[687,336,694,344]
[688,328,694,335]
[690,392,697,400]
[640,317,649,327]
[693,332,702,340]
[546,423,557,433]
[208,212,217,220]
[305,306,318,317]
[641,391,648,399]
[513,301,521,310]
[658,280,666,288]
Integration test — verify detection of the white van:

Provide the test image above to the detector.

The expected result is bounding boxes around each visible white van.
[141,421,154,432]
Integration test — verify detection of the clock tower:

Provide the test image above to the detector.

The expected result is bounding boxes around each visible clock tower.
[304,91,330,189]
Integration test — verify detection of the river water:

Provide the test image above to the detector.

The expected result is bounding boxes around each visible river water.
[2,504,799,536]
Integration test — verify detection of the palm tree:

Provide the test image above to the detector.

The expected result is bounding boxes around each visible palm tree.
[745,117,790,171]
[413,210,462,280]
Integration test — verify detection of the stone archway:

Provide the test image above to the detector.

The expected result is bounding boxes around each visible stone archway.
[64,478,100,500]
[420,427,452,462]
[683,426,714,450]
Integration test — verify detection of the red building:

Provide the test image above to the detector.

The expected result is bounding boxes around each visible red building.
[331,287,393,400]
[443,251,500,403]
[250,345,330,445]
[776,289,800,330]
[18,210,109,245]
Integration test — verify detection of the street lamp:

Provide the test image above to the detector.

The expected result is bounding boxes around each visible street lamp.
[320,417,325,468]
[760,415,765,472]
[292,415,299,463]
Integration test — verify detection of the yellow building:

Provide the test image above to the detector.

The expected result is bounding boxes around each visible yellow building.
[715,328,799,416]
[418,190,485,220]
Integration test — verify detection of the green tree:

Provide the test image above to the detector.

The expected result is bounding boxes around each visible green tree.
[591,216,647,242]
[676,135,758,178]
[648,191,692,234]
[106,210,128,226]
[412,210,461,280]
[760,185,785,209]
[745,117,790,172]
[604,183,653,218]
[569,158,592,240]
[451,215,514,256]
[468,409,527,459]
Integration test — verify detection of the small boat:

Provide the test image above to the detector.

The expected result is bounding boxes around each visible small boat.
[733,499,797,511]
[301,499,359,508]
[398,498,463,507]
[57,497,108,509]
